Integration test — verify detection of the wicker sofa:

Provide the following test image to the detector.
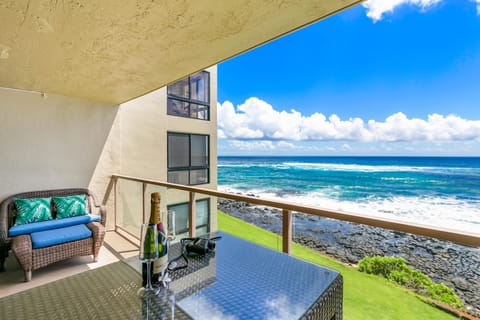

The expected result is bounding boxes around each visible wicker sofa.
[0,188,106,281]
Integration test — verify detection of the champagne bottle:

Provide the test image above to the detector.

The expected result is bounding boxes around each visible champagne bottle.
[142,192,162,286]
[152,207,169,283]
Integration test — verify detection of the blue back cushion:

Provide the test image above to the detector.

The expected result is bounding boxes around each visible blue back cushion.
[9,214,101,237]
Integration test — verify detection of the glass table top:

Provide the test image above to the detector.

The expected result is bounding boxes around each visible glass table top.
[164,232,341,320]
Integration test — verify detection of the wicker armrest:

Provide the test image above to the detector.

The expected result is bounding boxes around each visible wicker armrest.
[12,234,32,271]
[87,222,106,262]
[98,205,107,226]
[0,195,13,245]
[0,210,8,244]
[88,191,107,226]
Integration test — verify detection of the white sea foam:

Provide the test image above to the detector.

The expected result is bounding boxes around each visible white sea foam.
[282,162,479,174]
[219,186,279,199]
[217,163,260,168]
[218,163,296,169]
[219,161,480,176]
[218,186,480,235]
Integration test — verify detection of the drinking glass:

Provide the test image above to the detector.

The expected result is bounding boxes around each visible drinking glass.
[166,210,176,242]
[138,223,160,297]
[157,210,176,287]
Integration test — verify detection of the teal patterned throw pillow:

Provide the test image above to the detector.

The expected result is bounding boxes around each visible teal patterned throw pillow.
[14,197,53,225]
[53,195,87,219]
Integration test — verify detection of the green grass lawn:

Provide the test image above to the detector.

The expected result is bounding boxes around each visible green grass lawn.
[218,211,459,320]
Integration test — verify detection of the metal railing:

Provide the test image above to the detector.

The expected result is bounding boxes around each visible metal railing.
[108,174,480,253]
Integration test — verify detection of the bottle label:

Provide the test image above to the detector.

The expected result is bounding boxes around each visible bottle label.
[153,225,168,275]
[153,255,169,274]
[143,226,157,260]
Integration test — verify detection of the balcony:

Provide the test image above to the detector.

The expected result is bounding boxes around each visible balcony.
[2,175,478,319]
[2,1,476,319]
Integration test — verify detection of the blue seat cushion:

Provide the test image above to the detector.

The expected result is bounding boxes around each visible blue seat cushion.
[31,224,92,249]
[9,214,101,237]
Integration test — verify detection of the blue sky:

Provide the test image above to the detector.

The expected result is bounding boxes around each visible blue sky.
[217,0,480,156]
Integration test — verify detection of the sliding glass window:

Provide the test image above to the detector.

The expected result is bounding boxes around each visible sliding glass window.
[167,71,210,120]
[168,132,209,185]
[167,199,210,236]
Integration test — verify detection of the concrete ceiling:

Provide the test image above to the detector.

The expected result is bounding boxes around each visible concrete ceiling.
[0,0,362,104]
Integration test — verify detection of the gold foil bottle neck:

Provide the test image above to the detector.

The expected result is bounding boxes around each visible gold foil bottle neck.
[149,192,161,224]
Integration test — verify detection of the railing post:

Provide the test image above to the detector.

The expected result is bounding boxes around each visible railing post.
[113,177,118,232]
[142,183,147,224]
[282,209,292,254]
[189,192,196,237]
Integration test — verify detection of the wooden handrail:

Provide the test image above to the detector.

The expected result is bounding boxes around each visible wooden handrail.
[111,174,480,248]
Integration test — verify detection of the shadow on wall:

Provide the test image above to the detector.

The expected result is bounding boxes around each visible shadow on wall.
[0,87,120,201]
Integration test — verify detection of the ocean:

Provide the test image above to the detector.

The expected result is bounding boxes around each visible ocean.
[217,156,480,234]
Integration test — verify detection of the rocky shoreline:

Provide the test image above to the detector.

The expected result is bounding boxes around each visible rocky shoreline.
[218,198,480,317]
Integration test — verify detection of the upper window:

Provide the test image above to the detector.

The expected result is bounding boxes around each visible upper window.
[168,132,209,185]
[167,71,210,120]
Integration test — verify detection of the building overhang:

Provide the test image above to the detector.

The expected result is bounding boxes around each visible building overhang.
[0,0,362,104]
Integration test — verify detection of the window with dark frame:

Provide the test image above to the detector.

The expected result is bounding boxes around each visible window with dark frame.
[167,71,210,120]
[167,132,209,185]
[167,199,210,236]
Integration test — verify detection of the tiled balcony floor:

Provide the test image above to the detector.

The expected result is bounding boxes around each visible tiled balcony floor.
[0,231,138,299]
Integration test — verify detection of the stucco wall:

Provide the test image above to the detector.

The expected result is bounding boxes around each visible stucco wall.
[1,0,360,104]
[0,87,119,201]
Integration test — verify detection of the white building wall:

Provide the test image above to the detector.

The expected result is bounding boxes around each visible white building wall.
[117,66,218,234]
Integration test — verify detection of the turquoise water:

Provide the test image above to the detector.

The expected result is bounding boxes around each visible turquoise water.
[218,156,480,233]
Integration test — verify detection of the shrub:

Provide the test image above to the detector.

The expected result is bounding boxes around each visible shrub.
[358,256,464,310]
[410,270,431,289]
[428,283,464,309]
[358,256,408,277]
[388,270,410,286]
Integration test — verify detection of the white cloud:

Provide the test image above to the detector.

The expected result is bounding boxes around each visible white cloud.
[229,140,276,151]
[217,129,227,139]
[228,140,299,151]
[475,0,480,14]
[217,101,264,139]
[217,97,480,143]
[277,141,296,149]
[363,0,442,21]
